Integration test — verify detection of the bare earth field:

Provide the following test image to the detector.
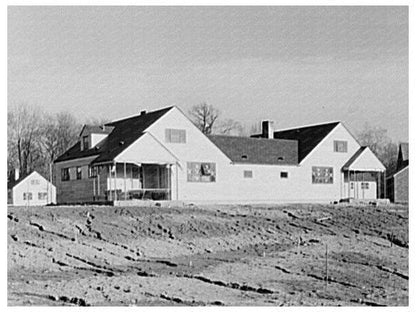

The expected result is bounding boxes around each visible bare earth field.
[8,203,408,306]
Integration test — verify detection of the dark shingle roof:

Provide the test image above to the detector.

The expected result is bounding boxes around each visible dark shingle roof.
[273,121,340,162]
[342,146,366,170]
[54,106,174,163]
[399,143,409,161]
[207,135,298,165]
[397,142,409,171]
[80,125,115,136]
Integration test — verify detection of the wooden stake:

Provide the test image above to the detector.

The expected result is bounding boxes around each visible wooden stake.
[325,243,328,289]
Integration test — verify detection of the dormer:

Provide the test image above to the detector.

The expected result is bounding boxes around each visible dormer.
[79,125,114,151]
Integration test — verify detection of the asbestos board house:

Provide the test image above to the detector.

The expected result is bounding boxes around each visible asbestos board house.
[387,142,409,203]
[7,171,56,206]
[53,106,386,204]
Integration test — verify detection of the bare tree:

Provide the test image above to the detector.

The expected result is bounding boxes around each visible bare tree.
[8,103,43,176]
[215,118,244,136]
[40,112,80,164]
[357,123,398,176]
[188,103,220,135]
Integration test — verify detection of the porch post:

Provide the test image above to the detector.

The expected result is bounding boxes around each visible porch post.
[124,162,127,201]
[348,170,350,198]
[109,164,112,201]
[114,161,117,202]
[383,171,387,199]
[176,162,179,200]
[168,164,171,200]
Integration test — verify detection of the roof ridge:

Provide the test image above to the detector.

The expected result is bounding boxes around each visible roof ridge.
[208,134,297,143]
[106,106,174,125]
[274,120,341,133]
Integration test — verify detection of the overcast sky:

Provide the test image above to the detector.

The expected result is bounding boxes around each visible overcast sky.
[8,6,408,141]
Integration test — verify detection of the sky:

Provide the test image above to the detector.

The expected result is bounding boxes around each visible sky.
[8,6,408,141]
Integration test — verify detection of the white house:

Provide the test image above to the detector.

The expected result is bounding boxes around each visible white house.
[53,106,386,204]
[8,171,56,206]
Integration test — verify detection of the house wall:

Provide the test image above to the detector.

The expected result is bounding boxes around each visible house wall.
[146,109,372,203]
[394,167,408,203]
[54,156,98,204]
[12,172,56,206]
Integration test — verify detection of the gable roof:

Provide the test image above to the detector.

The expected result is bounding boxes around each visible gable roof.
[399,142,409,161]
[342,146,366,170]
[207,135,298,165]
[342,146,385,171]
[54,106,174,163]
[397,142,409,171]
[7,171,48,190]
[273,121,340,162]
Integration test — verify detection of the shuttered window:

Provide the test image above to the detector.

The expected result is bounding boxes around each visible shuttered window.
[165,129,186,143]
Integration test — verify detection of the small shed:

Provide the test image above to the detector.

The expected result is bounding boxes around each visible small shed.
[8,171,56,206]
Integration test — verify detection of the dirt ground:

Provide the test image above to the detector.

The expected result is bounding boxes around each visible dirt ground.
[7,202,408,306]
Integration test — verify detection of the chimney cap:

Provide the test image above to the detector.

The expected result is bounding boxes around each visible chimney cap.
[140,110,147,115]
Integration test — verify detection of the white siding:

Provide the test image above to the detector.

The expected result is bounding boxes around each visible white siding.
[12,172,56,206]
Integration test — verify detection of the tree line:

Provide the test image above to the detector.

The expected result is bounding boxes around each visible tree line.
[7,102,402,182]
[7,103,106,181]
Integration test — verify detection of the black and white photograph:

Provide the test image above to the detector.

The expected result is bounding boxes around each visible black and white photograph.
[6,3,411,308]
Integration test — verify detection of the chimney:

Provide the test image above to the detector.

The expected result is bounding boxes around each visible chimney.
[14,168,20,181]
[140,110,147,116]
[262,120,274,139]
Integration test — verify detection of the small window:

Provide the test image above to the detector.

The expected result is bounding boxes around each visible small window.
[38,192,47,200]
[76,166,82,180]
[30,179,40,185]
[88,165,98,178]
[361,182,369,189]
[243,170,253,178]
[312,166,333,184]
[165,129,186,143]
[280,171,288,178]
[82,135,90,150]
[334,140,348,153]
[61,168,70,181]
[351,182,354,189]
[23,192,33,200]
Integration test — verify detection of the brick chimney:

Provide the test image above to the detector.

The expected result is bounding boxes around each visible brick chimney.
[262,120,274,139]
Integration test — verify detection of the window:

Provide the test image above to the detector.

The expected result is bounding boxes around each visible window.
[334,140,348,153]
[76,166,82,180]
[361,182,369,189]
[88,165,98,178]
[30,179,40,185]
[187,162,216,182]
[38,192,47,200]
[243,170,253,178]
[82,135,90,150]
[23,192,32,200]
[280,171,288,178]
[165,129,186,143]
[61,168,70,181]
[312,166,333,184]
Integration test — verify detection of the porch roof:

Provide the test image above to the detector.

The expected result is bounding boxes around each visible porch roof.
[342,146,386,172]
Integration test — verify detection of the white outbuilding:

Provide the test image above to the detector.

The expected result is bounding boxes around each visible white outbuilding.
[8,171,56,206]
